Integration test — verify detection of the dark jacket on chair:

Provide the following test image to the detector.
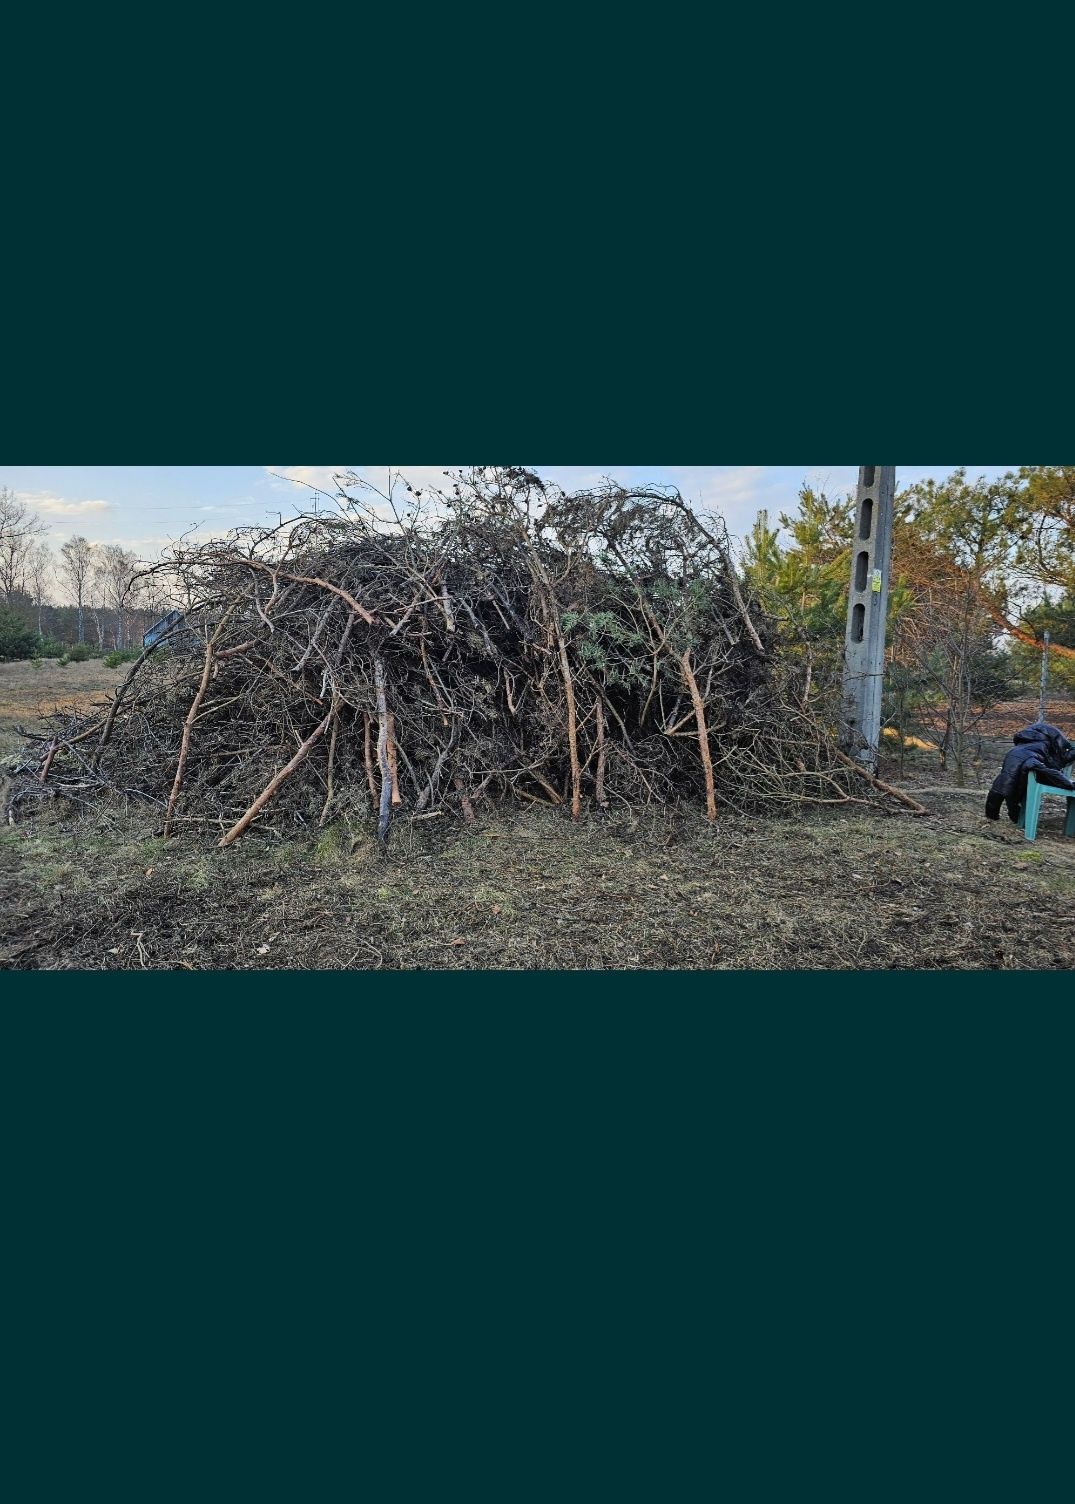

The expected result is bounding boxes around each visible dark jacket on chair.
[985,722,1075,822]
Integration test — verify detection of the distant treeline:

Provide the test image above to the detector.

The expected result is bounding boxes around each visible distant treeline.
[0,486,171,656]
[1,594,165,652]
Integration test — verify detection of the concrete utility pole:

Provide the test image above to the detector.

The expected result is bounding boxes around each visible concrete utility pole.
[841,466,896,768]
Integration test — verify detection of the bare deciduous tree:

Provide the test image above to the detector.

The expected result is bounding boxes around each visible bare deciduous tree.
[60,534,95,644]
[0,487,46,606]
[93,543,140,649]
[25,541,52,637]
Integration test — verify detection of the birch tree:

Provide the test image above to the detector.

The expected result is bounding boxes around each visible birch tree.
[25,541,52,637]
[60,534,95,644]
[93,544,140,649]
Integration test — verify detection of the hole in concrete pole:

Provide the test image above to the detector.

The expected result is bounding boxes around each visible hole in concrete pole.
[862,465,876,488]
[855,551,869,592]
[859,497,873,540]
[851,603,865,642]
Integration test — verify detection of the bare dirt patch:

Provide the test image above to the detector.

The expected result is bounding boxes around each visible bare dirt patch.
[979,695,1075,741]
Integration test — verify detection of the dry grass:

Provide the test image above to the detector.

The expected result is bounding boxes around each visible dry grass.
[3,794,1075,970]
[0,658,120,758]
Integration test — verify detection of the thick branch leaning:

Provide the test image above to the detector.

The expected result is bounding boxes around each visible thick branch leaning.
[219,708,335,848]
[227,556,378,626]
[681,649,717,822]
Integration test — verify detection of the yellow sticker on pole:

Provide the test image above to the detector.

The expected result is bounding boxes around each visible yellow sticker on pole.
[871,569,882,593]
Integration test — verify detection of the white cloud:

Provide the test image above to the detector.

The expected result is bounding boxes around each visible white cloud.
[20,490,113,517]
[698,465,770,498]
[636,466,776,540]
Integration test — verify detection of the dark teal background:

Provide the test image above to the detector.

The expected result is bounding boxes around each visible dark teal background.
[3,143,1072,1497]
[2,977,1071,1499]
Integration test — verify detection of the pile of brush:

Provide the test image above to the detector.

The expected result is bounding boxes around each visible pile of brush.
[9,468,924,843]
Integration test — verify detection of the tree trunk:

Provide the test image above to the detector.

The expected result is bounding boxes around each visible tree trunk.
[681,649,717,821]
[594,696,608,808]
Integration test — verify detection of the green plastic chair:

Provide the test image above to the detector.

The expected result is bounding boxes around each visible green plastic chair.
[1017,770,1075,841]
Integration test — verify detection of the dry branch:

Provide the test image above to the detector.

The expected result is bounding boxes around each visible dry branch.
[39,740,59,784]
[228,557,378,625]
[374,654,393,845]
[832,749,928,814]
[319,710,340,827]
[164,611,234,838]
[219,708,334,848]
[91,638,164,769]
[681,650,717,821]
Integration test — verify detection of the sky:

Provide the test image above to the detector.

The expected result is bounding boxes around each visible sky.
[0,464,1019,560]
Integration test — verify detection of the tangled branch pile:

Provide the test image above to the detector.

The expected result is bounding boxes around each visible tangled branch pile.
[12,468,923,841]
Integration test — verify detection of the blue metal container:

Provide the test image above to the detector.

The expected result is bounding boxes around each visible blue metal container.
[143,609,185,649]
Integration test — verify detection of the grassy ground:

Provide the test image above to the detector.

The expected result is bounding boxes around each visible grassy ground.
[4,662,1075,970]
[0,657,120,760]
[5,796,1075,970]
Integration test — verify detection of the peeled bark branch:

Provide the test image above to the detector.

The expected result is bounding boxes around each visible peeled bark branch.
[681,649,717,821]
[230,557,378,626]
[832,748,928,814]
[219,708,334,848]
[362,711,377,810]
[556,630,582,819]
[663,494,765,655]
[981,597,1075,660]
[164,611,235,837]
[39,740,59,784]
